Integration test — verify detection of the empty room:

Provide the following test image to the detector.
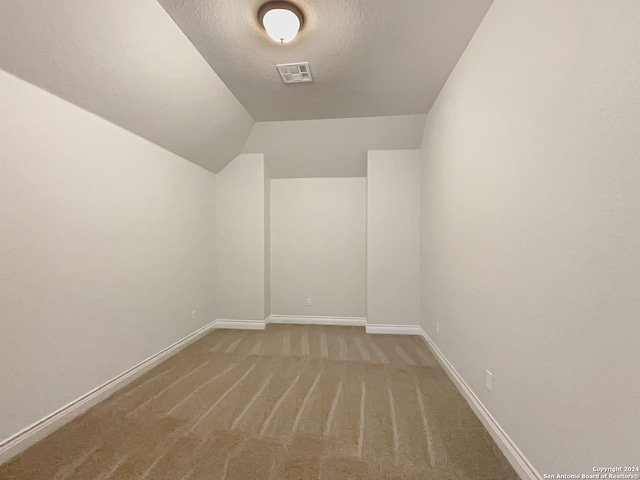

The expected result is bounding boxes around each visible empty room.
[1,1,638,479]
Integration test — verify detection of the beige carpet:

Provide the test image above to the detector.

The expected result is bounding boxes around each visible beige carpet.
[0,325,519,479]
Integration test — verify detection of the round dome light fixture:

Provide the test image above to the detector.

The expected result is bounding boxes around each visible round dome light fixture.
[258,1,304,44]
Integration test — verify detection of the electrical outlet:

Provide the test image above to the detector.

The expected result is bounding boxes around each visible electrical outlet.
[191,310,197,320]
[436,322,440,334]
[485,370,493,391]
[306,298,312,307]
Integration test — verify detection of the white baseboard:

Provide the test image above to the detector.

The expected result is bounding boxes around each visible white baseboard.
[267,315,366,326]
[213,319,266,330]
[0,321,216,466]
[1,317,539,480]
[419,330,541,480]
[365,323,423,335]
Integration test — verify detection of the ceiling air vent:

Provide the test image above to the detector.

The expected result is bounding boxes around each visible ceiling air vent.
[277,62,313,84]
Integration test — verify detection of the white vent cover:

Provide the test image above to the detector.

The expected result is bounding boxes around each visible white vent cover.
[277,62,313,84]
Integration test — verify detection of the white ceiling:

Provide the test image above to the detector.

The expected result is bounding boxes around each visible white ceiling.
[157,0,494,121]
[0,0,254,173]
[243,115,427,178]
[0,0,492,176]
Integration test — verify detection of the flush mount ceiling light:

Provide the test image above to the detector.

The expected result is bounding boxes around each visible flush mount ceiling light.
[258,1,304,44]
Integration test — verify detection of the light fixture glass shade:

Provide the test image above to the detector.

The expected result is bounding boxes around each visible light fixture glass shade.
[262,8,300,44]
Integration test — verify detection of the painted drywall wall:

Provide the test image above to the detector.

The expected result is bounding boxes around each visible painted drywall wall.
[0,69,217,442]
[0,0,254,173]
[419,0,640,474]
[264,164,271,318]
[367,151,421,326]
[216,154,266,321]
[242,115,427,178]
[270,178,367,317]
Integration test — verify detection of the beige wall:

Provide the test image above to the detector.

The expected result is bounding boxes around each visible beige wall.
[242,116,427,178]
[270,178,367,317]
[367,150,421,326]
[0,69,217,442]
[216,154,266,320]
[419,0,640,473]
[264,164,271,318]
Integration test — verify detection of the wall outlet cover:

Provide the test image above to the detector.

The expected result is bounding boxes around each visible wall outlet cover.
[485,370,493,391]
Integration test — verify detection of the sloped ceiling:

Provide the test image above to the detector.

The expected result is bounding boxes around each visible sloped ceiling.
[0,0,493,177]
[0,0,254,173]
[157,0,494,121]
[243,116,427,178]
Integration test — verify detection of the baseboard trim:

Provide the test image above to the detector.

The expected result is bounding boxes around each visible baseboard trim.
[0,321,216,466]
[213,319,267,330]
[365,323,423,335]
[267,315,366,326]
[2,318,539,479]
[419,329,541,480]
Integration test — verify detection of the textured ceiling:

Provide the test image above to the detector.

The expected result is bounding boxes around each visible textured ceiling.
[1,0,492,177]
[242,115,427,178]
[157,0,494,121]
[0,0,254,173]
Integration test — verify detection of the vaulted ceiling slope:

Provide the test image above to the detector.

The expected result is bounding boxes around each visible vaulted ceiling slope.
[158,0,494,121]
[0,0,254,173]
[243,115,427,178]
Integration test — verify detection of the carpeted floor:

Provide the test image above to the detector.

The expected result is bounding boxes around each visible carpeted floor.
[0,325,519,479]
